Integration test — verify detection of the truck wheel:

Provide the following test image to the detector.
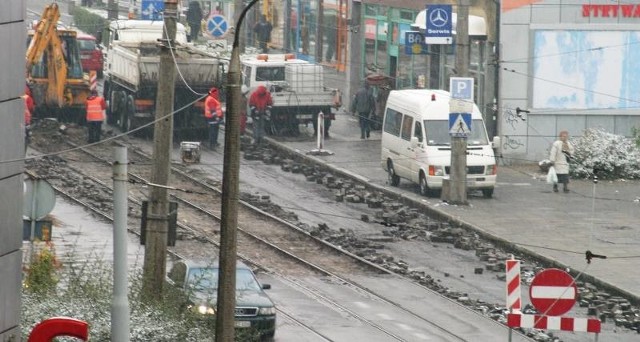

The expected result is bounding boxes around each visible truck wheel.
[387,160,400,186]
[482,189,494,198]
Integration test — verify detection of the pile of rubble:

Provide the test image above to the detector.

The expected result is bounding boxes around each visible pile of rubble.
[243,142,640,337]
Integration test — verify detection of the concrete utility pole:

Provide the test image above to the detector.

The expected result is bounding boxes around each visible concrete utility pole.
[112,146,130,342]
[448,0,470,205]
[142,0,177,301]
[215,2,259,341]
[107,0,118,20]
[234,0,245,52]
[284,0,291,52]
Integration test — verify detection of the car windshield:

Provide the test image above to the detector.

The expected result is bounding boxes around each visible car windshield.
[77,39,96,51]
[424,119,489,146]
[187,267,262,292]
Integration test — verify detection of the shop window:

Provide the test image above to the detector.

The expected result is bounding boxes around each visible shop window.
[400,10,414,21]
[365,5,377,16]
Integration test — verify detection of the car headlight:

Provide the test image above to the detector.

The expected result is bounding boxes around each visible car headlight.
[197,304,216,315]
[258,307,276,315]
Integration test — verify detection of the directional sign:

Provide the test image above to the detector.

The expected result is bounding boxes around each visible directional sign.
[404,31,428,55]
[206,14,229,38]
[449,113,471,137]
[425,5,453,45]
[141,0,164,21]
[529,268,577,316]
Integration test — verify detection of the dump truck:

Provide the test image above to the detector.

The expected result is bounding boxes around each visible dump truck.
[241,54,341,136]
[26,3,91,123]
[102,20,227,140]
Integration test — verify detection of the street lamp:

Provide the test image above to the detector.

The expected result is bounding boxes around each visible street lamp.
[215,0,259,341]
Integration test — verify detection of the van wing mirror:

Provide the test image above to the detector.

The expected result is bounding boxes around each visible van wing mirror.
[410,137,419,148]
[492,136,501,149]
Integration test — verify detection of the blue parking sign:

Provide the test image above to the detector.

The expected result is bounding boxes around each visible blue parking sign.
[404,31,428,55]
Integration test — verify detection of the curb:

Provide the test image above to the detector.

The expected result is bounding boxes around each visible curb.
[262,135,640,306]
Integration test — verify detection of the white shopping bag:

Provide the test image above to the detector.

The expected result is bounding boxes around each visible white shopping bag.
[546,166,558,184]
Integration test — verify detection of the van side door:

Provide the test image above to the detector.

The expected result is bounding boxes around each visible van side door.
[395,114,414,178]
[410,120,426,183]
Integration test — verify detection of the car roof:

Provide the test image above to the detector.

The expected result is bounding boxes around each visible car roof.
[75,31,96,40]
[387,89,482,119]
[179,259,252,270]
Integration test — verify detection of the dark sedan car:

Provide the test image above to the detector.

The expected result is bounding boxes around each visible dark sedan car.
[167,260,276,339]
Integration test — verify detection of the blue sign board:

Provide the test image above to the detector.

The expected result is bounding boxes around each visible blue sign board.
[141,0,164,20]
[404,31,428,55]
[206,14,229,38]
[425,4,452,45]
[449,113,472,137]
[450,77,474,101]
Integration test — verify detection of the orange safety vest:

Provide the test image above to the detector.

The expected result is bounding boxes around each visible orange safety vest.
[204,95,223,119]
[22,95,33,125]
[86,96,106,122]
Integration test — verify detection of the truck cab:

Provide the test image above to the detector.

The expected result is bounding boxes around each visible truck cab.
[241,54,339,137]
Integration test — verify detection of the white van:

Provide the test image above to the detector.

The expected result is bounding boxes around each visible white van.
[380,89,499,198]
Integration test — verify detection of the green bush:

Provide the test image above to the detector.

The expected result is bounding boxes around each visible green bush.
[71,7,108,38]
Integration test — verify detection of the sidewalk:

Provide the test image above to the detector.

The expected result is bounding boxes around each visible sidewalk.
[270,112,640,301]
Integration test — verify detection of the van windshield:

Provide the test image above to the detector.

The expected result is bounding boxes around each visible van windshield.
[424,119,489,146]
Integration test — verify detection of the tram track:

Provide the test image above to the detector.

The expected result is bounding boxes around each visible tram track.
[25,123,535,340]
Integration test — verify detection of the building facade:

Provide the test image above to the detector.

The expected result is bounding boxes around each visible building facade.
[0,0,25,340]
[500,0,640,162]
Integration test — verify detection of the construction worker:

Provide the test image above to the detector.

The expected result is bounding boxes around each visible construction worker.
[204,87,223,149]
[249,85,273,145]
[22,86,35,149]
[85,89,107,143]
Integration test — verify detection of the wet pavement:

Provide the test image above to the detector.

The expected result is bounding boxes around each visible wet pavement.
[269,110,640,302]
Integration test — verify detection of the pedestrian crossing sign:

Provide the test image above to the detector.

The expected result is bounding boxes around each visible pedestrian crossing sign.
[449,113,472,137]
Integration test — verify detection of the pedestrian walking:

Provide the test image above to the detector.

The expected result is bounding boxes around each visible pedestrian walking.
[204,87,224,149]
[549,130,575,193]
[351,83,375,139]
[249,85,273,145]
[85,89,107,143]
[186,1,203,42]
[253,15,273,53]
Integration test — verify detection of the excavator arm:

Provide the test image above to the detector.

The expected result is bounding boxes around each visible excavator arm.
[26,3,68,107]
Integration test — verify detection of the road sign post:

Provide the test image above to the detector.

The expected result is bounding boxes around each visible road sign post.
[506,267,601,337]
[529,268,577,316]
[207,14,230,39]
[425,5,453,45]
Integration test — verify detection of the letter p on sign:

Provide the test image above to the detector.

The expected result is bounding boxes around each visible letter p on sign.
[449,77,474,101]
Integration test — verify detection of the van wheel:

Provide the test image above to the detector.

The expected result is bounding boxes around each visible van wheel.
[387,161,400,186]
[419,173,429,196]
[482,189,494,198]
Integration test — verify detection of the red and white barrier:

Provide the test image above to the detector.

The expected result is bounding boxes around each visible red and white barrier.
[507,313,601,333]
[89,70,97,93]
[505,259,521,311]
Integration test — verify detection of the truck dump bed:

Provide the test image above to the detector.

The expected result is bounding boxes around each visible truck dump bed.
[109,42,224,90]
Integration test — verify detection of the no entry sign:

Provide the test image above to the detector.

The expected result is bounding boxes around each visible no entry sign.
[529,268,577,316]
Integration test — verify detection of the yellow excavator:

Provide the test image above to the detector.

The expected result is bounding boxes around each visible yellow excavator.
[26,3,90,122]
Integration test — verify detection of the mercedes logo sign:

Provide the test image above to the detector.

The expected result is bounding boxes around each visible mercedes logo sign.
[429,8,449,28]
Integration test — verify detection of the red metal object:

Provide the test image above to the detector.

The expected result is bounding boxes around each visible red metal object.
[28,317,89,342]
[529,268,577,316]
[507,313,601,333]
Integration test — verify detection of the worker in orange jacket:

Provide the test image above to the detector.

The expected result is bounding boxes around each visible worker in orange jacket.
[204,87,223,149]
[22,86,35,149]
[85,90,107,143]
